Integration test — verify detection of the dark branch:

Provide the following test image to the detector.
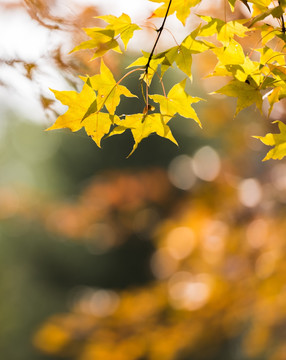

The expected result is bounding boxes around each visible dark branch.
[279,1,286,33]
[145,0,172,75]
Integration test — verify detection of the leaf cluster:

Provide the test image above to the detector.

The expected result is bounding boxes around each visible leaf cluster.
[47,0,286,160]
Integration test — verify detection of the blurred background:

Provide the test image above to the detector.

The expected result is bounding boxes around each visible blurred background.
[1,1,286,360]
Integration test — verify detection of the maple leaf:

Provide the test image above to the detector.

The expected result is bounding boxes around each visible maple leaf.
[156,28,210,78]
[127,28,209,80]
[96,13,141,49]
[47,83,97,132]
[249,5,284,27]
[149,0,201,25]
[212,39,245,65]
[127,51,164,84]
[173,27,210,77]
[47,83,118,147]
[71,28,122,59]
[199,16,249,45]
[86,59,137,114]
[254,121,286,160]
[71,13,140,59]
[84,112,117,147]
[111,113,178,156]
[263,64,286,115]
[149,79,202,126]
[257,46,285,66]
[214,79,263,116]
[208,54,262,85]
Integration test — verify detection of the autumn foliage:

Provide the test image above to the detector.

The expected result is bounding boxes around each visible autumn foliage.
[42,0,286,160]
[3,1,286,360]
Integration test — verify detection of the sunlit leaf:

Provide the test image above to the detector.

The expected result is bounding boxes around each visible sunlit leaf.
[149,79,202,126]
[215,79,262,116]
[88,59,137,114]
[111,113,178,156]
[212,40,245,65]
[96,13,141,49]
[47,83,119,147]
[127,51,164,84]
[149,0,201,25]
[71,28,122,59]
[254,120,286,160]
[47,84,97,132]
[199,16,249,45]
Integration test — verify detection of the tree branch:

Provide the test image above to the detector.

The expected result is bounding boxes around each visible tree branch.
[145,0,172,75]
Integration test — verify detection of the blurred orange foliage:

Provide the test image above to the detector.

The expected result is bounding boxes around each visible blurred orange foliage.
[2,163,286,359]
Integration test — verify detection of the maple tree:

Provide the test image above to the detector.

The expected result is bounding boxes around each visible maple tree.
[44,0,286,160]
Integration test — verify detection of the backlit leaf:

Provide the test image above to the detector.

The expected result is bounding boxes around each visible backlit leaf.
[71,29,122,59]
[254,120,286,160]
[111,113,178,156]
[199,16,249,45]
[96,13,141,49]
[149,0,201,25]
[47,83,118,147]
[215,79,262,116]
[149,79,202,126]
[212,40,245,65]
[88,59,137,114]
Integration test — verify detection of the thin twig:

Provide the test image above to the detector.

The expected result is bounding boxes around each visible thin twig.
[279,0,286,33]
[145,0,172,75]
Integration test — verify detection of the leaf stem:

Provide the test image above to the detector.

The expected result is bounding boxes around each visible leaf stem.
[145,0,172,75]
[94,67,144,115]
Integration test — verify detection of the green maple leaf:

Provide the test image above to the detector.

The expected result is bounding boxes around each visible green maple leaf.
[149,79,202,126]
[96,13,141,49]
[47,83,118,147]
[215,79,263,116]
[111,113,178,156]
[254,121,286,160]
[86,59,137,114]
[149,0,201,25]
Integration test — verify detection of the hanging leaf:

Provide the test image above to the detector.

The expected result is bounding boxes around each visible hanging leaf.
[111,113,178,156]
[47,83,119,147]
[86,59,137,114]
[149,0,201,25]
[254,121,286,160]
[149,79,202,126]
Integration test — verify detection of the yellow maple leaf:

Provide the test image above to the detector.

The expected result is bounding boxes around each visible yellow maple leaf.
[254,121,286,160]
[199,16,249,45]
[111,113,178,156]
[96,13,141,49]
[87,59,137,114]
[212,40,245,66]
[149,79,202,126]
[214,79,262,116]
[47,83,118,147]
[47,83,97,132]
[149,0,201,25]
[71,29,122,59]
